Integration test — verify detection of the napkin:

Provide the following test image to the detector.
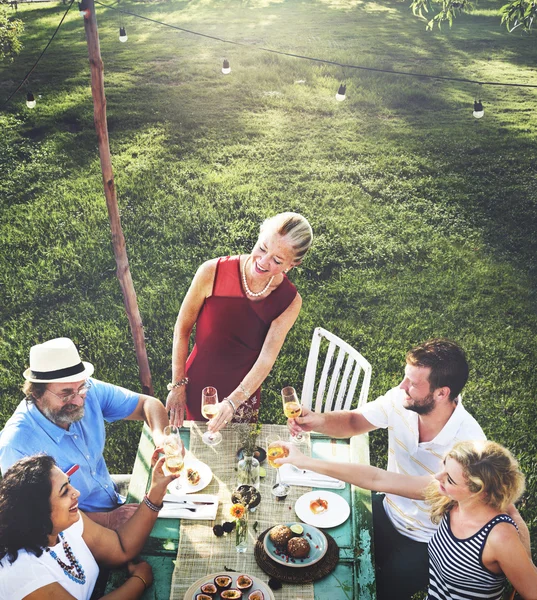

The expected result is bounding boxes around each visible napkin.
[279,464,345,489]
[159,493,219,520]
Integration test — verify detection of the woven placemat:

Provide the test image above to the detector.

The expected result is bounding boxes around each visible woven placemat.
[254,528,339,583]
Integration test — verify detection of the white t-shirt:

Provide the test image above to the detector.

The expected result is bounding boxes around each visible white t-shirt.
[0,514,99,600]
[360,386,486,543]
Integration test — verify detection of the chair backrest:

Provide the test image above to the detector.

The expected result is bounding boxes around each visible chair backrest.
[301,327,372,413]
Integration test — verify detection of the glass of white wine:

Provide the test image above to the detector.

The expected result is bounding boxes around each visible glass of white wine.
[163,425,185,489]
[266,435,290,498]
[201,386,223,446]
[282,386,304,444]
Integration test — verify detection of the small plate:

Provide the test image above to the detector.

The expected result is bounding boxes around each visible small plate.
[168,458,212,494]
[263,523,327,568]
[183,572,275,600]
[294,490,350,528]
[236,446,267,463]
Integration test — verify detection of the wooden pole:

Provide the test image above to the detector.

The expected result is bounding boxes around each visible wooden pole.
[82,0,153,395]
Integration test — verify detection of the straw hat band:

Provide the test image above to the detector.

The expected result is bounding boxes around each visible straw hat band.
[30,362,86,381]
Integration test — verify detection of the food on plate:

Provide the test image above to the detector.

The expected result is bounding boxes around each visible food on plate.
[290,523,304,536]
[195,595,213,600]
[268,524,293,549]
[214,575,233,591]
[187,467,201,485]
[248,591,264,600]
[231,485,261,509]
[201,582,218,594]
[309,497,329,514]
[236,575,253,591]
[220,589,242,599]
[287,536,311,558]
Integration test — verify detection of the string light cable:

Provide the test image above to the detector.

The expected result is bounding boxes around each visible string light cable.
[94,0,537,89]
[1,0,76,110]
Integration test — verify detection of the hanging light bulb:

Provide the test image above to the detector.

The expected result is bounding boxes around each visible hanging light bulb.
[335,83,346,101]
[26,92,36,109]
[222,59,231,75]
[119,27,128,42]
[473,99,484,119]
[78,0,90,18]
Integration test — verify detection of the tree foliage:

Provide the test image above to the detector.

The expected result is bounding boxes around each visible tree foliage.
[0,1,24,62]
[410,0,536,32]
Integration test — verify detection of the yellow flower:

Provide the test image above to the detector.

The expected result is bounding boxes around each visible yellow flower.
[230,503,245,519]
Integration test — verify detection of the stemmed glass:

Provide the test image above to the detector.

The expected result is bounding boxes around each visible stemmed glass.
[282,386,304,444]
[163,425,185,489]
[266,435,290,498]
[201,386,223,446]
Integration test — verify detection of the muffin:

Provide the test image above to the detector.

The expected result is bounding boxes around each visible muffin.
[268,525,293,549]
[287,536,311,558]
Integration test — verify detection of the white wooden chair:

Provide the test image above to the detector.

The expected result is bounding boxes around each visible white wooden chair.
[301,327,372,412]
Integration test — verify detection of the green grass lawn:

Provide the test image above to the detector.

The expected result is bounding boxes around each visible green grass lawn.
[1,0,536,548]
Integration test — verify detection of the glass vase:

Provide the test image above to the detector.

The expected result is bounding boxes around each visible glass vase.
[235,516,248,553]
[237,453,260,490]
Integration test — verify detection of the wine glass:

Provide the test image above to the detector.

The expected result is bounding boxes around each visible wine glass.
[163,425,185,489]
[266,435,290,498]
[282,386,304,444]
[201,386,223,446]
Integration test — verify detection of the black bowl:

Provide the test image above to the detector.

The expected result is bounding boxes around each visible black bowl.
[236,446,267,463]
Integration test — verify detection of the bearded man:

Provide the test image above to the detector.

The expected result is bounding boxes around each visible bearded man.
[288,338,486,600]
[0,337,169,529]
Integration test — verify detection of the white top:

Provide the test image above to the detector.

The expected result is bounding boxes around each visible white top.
[360,386,486,542]
[0,514,99,600]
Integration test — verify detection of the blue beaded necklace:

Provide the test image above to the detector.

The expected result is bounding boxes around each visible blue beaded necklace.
[46,531,86,585]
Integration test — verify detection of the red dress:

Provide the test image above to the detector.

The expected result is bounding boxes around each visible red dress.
[185,256,298,422]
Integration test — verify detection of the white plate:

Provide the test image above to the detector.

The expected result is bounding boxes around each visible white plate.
[183,572,275,600]
[294,490,350,528]
[168,458,212,494]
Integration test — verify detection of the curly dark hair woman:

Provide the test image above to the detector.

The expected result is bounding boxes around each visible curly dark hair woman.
[0,454,55,564]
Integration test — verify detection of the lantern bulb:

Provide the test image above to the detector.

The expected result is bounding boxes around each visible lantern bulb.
[335,83,346,102]
[473,100,484,119]
[222,59,231,75]
[119,27,128,42]
[26,92,36,109]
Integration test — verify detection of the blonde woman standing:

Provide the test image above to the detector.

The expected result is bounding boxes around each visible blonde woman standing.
[166,212,313,431]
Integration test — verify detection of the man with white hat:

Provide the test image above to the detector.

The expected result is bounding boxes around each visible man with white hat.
[0,337,169,529]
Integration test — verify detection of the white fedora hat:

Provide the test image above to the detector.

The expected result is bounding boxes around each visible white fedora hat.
[23,338,94,383]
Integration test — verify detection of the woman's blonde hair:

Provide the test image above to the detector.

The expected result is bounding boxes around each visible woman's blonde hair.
[426,440,525,524]
[260,212,313,262]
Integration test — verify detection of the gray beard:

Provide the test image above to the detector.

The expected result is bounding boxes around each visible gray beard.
[42,404,85,427]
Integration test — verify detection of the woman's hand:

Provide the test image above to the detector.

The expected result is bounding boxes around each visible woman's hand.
[207,399,234,433]
[166,387,186,428]
[273,441,309,470]
[147,450,179,505]
[127,560,154,589]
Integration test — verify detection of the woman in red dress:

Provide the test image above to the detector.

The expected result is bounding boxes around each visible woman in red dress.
[166,212,313,431]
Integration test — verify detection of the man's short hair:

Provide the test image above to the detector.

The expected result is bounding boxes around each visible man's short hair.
[406,339,469,401]
[22,380,47,402]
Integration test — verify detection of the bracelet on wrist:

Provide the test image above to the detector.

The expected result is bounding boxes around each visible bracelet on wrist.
[167,377,189,391]
[239,381,252,399]
[143,494,163,512]
[222,398,236,415]
[131,574,148,590]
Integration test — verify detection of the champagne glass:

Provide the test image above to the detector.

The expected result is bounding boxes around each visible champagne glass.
[163,425,185,489]
[266,435,290,498]
[282,386,304,444]
[201,386,223,446]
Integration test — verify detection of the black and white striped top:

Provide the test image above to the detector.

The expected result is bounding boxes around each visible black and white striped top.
[427,512,517,600]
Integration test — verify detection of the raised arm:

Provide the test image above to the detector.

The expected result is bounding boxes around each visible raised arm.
[82,450,177,567]
[276,441,432,498]
[124,394,169,447]
[166,259,217,427]
[208,293,302,433]
[288,405,378,439]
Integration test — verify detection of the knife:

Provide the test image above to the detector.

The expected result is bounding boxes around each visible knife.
[163,497,215,506]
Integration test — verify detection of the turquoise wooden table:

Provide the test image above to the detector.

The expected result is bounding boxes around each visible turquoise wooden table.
[108,423,376,599]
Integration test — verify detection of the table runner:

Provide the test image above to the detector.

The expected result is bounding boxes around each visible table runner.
[170,422,314,600]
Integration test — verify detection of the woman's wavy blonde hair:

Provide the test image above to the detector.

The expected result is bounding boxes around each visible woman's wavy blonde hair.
[425,440,525,524]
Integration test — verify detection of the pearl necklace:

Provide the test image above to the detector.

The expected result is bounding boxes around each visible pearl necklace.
[241,256,274,298]
[46,531,86,585]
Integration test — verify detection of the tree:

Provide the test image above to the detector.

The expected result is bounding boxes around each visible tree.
[410,0,536,32]
[0,1,24,62]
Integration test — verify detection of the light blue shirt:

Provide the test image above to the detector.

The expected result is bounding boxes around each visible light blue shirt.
[0,378,140,512]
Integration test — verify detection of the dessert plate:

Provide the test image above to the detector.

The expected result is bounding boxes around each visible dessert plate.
[263,522,327,568]
[294,490,350,528]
